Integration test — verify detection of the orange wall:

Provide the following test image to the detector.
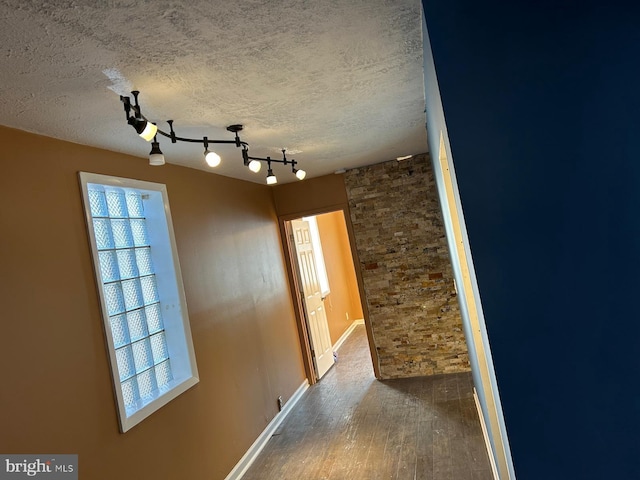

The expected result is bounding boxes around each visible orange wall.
[316,211,363,344]
[0,126,305,479]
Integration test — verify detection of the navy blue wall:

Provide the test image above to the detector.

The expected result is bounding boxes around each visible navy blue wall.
[422,1,640,478]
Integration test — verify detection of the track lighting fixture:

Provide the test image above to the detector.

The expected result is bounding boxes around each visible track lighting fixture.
[120,91,307,182]
[242,148,306,185]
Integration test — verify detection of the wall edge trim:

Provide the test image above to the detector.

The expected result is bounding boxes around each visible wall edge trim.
[224,380,310,480]
[473,388,500,480]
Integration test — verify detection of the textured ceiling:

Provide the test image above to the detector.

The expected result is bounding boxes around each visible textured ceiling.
[0,0,428,184]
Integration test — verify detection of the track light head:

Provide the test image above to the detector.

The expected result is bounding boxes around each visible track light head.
[248,160,262,173]
[128,117,157,141]
[149,141,165,166]
[203,137,221,167]
[204,149,221,167]
[288,153,306,180]
[266,161,277,185]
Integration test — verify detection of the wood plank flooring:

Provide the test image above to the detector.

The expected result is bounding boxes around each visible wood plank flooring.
[241,325,493,480]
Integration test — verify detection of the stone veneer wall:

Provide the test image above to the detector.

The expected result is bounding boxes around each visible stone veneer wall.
[344,153,470,378]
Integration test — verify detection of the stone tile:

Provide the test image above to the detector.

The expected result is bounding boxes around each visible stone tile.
[345,154,470,378]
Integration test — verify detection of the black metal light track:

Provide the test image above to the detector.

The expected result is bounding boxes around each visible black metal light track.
[119,91,305,182]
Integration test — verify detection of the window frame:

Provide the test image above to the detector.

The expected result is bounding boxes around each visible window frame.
[79,172,199,432]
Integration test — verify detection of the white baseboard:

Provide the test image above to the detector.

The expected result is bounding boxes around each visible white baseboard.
[332,319,365,352]
[473,388,500,480]
[224,380,309,480]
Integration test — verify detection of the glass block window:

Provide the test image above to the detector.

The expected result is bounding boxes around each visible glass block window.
[80,173,199,432]
[89,186,173,410]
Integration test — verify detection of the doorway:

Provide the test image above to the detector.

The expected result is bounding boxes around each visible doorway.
[282,209,376,383]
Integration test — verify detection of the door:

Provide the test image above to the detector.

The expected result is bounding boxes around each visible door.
[291,219,335,379]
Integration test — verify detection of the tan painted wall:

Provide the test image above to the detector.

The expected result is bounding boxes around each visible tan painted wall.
[0,126,305,479]
[272,173,348,217]
[316,211,363,345]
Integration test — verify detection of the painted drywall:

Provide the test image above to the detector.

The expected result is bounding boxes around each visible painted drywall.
[316,211,364,345]
[272,173,349,217]
[0,126,305,479]
[422,1,640,478]
[420,10,512,479]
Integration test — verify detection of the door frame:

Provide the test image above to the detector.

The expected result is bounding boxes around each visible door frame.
[278,205,380,384]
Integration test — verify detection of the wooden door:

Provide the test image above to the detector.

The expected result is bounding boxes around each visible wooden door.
[291,219,334,379]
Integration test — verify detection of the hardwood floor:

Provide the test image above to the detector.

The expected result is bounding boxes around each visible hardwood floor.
[241,325,493,480]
